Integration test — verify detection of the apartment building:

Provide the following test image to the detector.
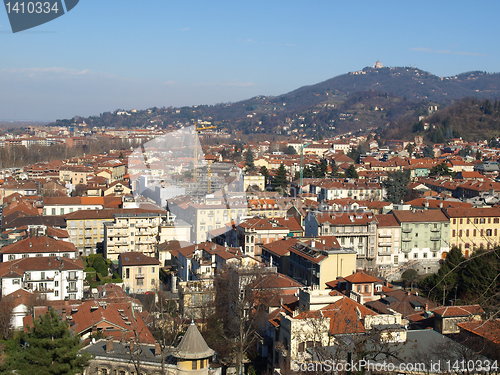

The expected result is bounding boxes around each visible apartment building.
[444,207,500,256]
[0,257,85,300]
[65,209,117,256]
[304,211,378,269]
[392,209,450,274]
[375,213,401,270]
[104,211,167,262]
[118,252,161,294]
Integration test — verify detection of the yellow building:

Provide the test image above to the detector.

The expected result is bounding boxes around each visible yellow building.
[65,209,117,256]
[444,207,500,256]
[118,252,160,294]
[288,237,357,288]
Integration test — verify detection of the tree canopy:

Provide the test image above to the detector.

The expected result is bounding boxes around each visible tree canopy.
[382,170,410,204]
[2,309,90,375]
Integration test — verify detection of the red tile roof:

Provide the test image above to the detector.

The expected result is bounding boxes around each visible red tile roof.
[1,236,77,255]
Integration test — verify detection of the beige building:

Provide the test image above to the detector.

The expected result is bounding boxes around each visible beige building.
[104,211,167,262]
[65,209,117,256]
[118,252,161,294]
[243,172,265,191]
[375,214,402,272]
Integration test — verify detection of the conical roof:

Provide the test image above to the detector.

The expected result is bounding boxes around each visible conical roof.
[175,321,215,360]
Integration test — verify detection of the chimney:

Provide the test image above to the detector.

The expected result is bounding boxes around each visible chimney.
[120,330,127,343]
[155,343,161,356]
[106,337,113,353]
[311,240,315,248]
[425,303,428,311]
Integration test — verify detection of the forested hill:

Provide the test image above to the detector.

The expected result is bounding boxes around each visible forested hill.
[51,67,500,138]
[379,97,500,143]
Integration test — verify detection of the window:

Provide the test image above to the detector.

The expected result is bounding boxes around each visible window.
[357,286,361,292]
[152,267,155,273]
[460,218,463,224]
[364,285,369,293]
[452,230,455,237]
[137,279,143,286]
[126,268,130,278]
[12,279,20,285]
[55,281,59,287]
[60,208,64,215]
[473,229,477,237]
[494,218,499,224]
[8,254,15,261]
[466,229,469,237]
[423,252,427,258]
[414,253,418,258]
[55,290,59,297]
[453,218,456,224]
[192,360,198,370]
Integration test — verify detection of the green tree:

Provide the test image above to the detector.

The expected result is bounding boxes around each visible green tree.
[382,170,410,204]
[329,163,340,178]
[429,162,453,177]
[345,165,358,179]
[284,145,297,155]
[259,166,269,186]
[4,309,90,375]
[244,149,255,172]
[272,163,288,194]
[405,143,414,155]
[422,145,435,158]
[401,269,418,290]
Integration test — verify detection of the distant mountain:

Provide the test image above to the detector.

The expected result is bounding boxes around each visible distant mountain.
[52,66,500,139]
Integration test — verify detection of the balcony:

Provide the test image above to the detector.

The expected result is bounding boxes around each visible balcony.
[402,228,412,233]
[430,236,441,241]
[378,233,393,238]
[67,275,79,281]
[402,237,411,242]
[378,242,392,247]
[430,227,440,232]
[113,223,128,229]
[135,274,145,279]
[67,287,78,293]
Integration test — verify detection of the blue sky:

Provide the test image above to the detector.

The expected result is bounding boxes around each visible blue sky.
[0,0,499,121]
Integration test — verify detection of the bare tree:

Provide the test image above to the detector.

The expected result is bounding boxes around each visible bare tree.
[0,297,14,340]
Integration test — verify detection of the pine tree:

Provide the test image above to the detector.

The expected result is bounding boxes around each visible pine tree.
[382,170,409,204]
[6,309,90,375]
[345,165,359,179]
[272,163,288,193]
[259,166,269,186]
[244,149,255,172]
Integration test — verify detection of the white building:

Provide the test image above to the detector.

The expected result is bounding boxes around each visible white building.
[0,257,85,300]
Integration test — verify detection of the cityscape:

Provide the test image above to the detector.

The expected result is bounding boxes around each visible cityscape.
[1,1,500,374]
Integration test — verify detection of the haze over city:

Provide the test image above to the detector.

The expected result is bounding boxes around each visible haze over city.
[1,0,499,121]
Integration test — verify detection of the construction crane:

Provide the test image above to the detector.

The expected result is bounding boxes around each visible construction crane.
[193,121,216,189]
[299,142,311,195]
